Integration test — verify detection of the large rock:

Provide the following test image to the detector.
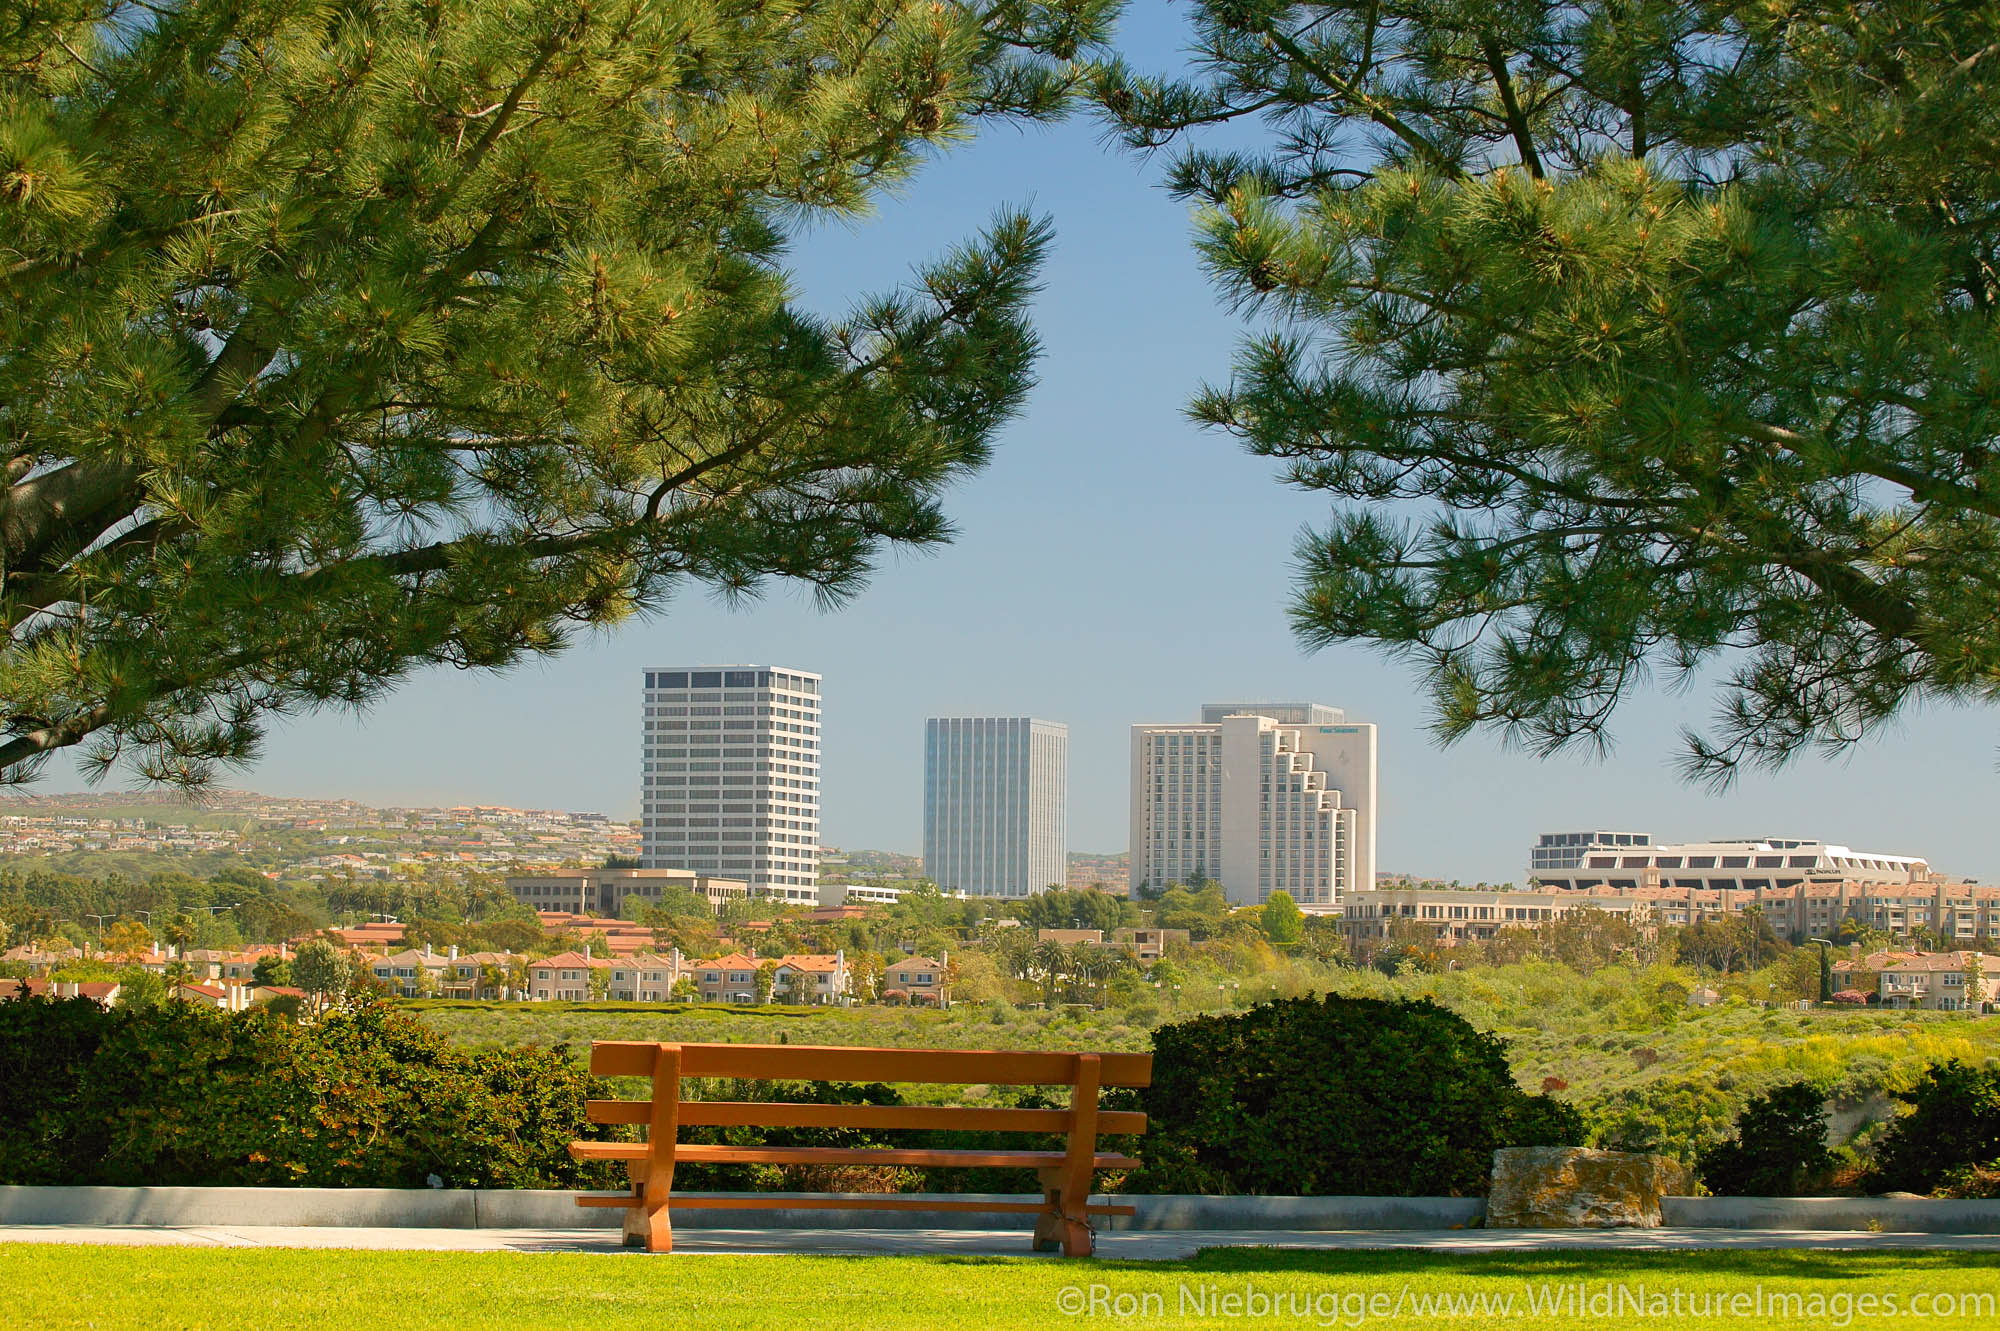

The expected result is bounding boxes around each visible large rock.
[1486,1147,1692,1228]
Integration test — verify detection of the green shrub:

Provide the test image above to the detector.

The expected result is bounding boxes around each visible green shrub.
[1696,1081,1834,1195]
[0,995,621,1188]
[1869,1060,2000,1196]
[1131,995,1583,1195]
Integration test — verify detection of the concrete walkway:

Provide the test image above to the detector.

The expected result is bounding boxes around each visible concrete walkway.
[7,1226,2000,1258]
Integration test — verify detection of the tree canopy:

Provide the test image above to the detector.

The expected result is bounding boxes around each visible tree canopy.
[1100,0,2000,781]
[0,0,1111,785]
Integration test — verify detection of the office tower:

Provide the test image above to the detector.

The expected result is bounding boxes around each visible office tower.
[640,665,820,900]
[923,717,1068,897]
[1130,704,1377,909]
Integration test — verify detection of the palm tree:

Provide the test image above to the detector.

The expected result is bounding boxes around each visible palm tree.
[1031,939,1067,1006]
[164,914,196,958]
[1065,943,1099,1004]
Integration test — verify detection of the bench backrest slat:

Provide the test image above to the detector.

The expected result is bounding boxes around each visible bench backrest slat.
[588,1041,1152,1087]
[586,1098,1147,1135]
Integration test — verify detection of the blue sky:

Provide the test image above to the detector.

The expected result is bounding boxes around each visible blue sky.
[61,3,2000,883]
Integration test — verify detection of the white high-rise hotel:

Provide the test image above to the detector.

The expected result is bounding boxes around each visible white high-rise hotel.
[1131,703,1376,909]
[639,664,820,898]
[923,717,1067,897]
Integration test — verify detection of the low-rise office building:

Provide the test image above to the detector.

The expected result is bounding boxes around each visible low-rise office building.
[1532,837,1929,893]
[506,867,747,916]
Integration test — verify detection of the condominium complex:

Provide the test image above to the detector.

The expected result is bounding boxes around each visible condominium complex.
[1341,885,1653,946]
[1531,831,1652,875]
[639,664,821,899]
[1130,703,1377,909]
[1344,877,1991,948]
[922,717,1068,897]
[1530,836,1928,893]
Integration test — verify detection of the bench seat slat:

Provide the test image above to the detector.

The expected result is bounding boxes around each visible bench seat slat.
[588,1041,1152,1087]
[570,1141,1138,1169]
[585,1099,1146,1135]
[574,1193,1136,1216]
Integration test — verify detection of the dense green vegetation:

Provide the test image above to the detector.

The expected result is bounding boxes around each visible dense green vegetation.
[1138,996,1579,1195]
[0,997,616,1189]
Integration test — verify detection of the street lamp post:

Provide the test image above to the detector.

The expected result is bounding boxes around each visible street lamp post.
[84,913,113,943]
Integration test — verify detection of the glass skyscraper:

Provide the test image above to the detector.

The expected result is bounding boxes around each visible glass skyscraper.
[923,717,1067,897]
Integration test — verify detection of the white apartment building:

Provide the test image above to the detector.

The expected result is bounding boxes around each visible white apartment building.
[1531,831,1653,875]
[923,717,1067,897]
[640,665,821,898]
[1532,837,1929,892]
[1131,705,1377,909]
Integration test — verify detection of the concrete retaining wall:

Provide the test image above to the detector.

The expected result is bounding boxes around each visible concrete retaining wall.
[1663,1197,2000,1234]
[5,1187,1998,1232]
[0,1187,1479,1231]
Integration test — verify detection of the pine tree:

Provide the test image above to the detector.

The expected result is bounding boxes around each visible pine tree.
[1100,0,2000,781]
[0,0,1113,784]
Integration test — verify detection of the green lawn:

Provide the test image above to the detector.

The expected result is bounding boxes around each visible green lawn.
[9,1245,2000,1330]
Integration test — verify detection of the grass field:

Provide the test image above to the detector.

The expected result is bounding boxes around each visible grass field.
[8,1245,1999,1330]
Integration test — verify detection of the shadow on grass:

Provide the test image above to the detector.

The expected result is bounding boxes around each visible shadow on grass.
[896,1246,2000,1281]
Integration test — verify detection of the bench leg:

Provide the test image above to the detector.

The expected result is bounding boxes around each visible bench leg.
[622,1161,674,1253]
[1035,1165,1092,1256]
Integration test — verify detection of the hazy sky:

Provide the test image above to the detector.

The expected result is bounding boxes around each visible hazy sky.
[35,4,2000,883]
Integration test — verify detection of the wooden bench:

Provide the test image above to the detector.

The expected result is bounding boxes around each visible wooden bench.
[570,1040,1152,1256]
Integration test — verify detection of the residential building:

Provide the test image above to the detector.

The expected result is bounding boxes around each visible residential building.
[528,951,611,1002]
[772,952,849,1005]
[505,867,747,916]
[0,978,121,1007]
[1532,837,1929,893]
[1875,951,2000,1011]
[604,952,684,1002]
[1531,831,1653,875]
[0,944,82,972]
[690,953,766,1003]
[883,955,949,1007]
[1036,928,1104,946]
[176,982,251,1011]
[1340,886,1656,946]
[1344,879,2000,948]
[366,947,457,997]
[328,921,406,950]
[1130,704,1377,909]
[438,951,517,1000]
[923,717,1068,898]
[639,664,821,899]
